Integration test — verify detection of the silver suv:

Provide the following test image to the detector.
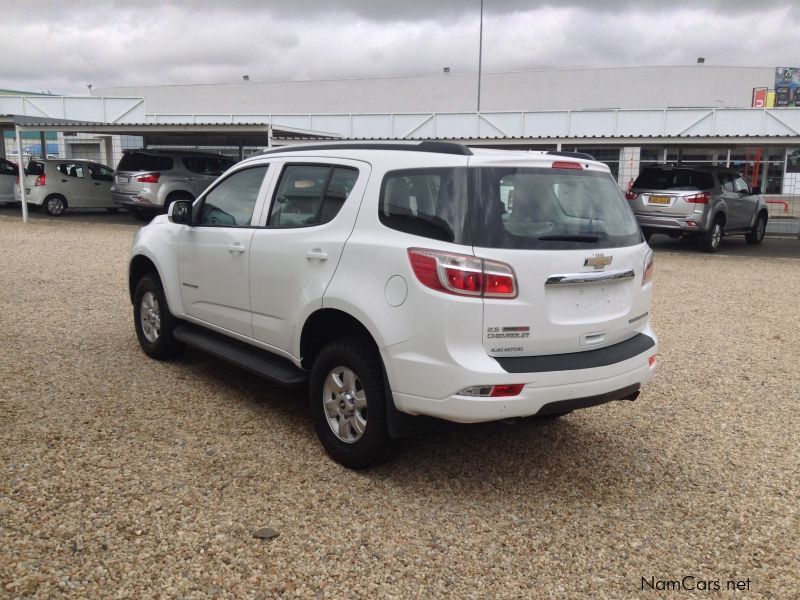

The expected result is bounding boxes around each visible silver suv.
[627,166,768,252]
[112,149,236,220]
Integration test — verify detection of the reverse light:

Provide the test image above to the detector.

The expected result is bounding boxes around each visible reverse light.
[551,160,582,170]
[458,383,525,397]
[685,192,709,204]
[642,248,654,286]
[408,248,518,298]
[136,172,161,183]
[34,173,46,186]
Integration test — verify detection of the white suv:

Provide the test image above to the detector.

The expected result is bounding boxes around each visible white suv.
[128,142,657,468]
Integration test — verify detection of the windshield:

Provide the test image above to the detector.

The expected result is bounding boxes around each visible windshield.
[470,167,642,250]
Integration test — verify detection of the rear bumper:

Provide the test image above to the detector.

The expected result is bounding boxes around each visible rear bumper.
[112,192,160,210]
[635,212,710,234]
[388,329,658,423]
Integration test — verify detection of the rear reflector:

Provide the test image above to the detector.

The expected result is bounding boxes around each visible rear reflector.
[685,192,709,204]
[648,355,656,367]
[458,383,525,397]
[136,172,161,183]
[551,160,582,170]
[642,249,654,286]
[407,248,517,298]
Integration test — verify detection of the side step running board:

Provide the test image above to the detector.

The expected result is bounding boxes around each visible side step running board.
[173,324,308,387]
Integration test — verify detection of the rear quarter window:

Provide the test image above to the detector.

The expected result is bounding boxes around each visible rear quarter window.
[379,168,470,244]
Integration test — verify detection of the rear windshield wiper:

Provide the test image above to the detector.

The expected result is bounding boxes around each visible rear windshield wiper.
[537,233,602,242]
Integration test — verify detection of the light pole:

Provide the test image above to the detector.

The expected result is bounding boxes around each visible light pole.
[477,0,484,112]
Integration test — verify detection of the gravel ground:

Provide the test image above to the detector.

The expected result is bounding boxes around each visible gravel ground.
[1,215,798,599]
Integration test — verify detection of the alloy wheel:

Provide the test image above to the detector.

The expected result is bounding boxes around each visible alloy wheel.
[322,366,368,443]
[139,291,161,343]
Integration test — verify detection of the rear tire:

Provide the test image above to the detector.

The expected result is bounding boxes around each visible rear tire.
[133,274,185,359]
[43,194,67,216]
[309,337,391,469]
[745,213,767,244]
[700,216,724,253]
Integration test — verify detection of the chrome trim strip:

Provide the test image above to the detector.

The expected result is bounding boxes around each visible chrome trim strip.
[545,269,635,285]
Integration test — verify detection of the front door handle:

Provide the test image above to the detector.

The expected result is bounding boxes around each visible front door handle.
[306,248,328,261]
[227,244,246,255]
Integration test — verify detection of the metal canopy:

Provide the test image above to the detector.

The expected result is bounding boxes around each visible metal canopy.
[0,114,339,147]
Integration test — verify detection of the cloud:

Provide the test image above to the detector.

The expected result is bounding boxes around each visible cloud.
[0,1,797,95]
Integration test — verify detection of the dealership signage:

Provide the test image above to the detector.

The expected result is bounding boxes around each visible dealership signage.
[775,67,800,107]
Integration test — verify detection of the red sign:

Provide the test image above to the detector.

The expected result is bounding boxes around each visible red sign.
[752,88,767,108]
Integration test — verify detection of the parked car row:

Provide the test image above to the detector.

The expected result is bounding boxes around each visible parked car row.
[3,149,770,254]
[6,149,236,220]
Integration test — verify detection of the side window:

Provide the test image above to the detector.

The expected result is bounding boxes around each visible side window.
[88,164,114,182]
[718,172,735,192]
[57,163,84,178]
[0,160,15,175]
[268,164,358,228]
[197,166,268,227]
[379,168,469,243]
[733,176,749,194]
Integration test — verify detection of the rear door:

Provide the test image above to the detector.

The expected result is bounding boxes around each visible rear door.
[731,174,758,228]
[470,162,651,357]
[182,156,235,198]
[249,159,369,354]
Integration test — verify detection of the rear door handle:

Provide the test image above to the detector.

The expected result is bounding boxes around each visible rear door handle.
[227,244,246,255]
[306,248,328,261]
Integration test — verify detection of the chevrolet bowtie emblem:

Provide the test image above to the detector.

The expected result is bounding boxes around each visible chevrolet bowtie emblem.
[584,254,613,270]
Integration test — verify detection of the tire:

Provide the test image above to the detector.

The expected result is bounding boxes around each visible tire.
[745,212,767,244]
[309,337,391,469]
[700,216,724,253]
[43,195,67,217]
[133,274,185,360]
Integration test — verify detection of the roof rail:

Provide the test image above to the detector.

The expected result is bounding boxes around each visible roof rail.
[258,141,473,156]
[546,150,596,161]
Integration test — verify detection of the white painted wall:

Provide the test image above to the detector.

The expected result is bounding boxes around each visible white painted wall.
[93,66,774,115]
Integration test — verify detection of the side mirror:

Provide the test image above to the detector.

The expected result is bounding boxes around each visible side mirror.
[168,200,193,225]
[751,186,761,195]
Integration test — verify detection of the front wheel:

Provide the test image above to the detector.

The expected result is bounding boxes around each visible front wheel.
[745,213,767,244]
[133,274,185,359]
[309,338,391,469]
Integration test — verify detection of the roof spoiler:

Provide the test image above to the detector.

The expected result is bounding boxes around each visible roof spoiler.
[546,150,596,161]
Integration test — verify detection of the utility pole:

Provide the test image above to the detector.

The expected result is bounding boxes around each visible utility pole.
[477,0,484,112]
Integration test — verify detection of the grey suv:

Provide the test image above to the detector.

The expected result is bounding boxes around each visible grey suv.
[627,166,768,252]
[112,149,236,220]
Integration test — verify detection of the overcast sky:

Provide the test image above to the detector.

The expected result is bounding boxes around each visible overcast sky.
[1,0,798,95]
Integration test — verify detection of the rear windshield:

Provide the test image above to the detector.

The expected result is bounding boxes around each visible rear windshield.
[634,167,714,191]
[117,153,174,172]
[26,161,44,176]
[471,168,641,250]
[183,156,236,176]
[379,167,641,250]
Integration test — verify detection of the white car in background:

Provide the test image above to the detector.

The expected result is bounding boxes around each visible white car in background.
[128,142,658,468]
[15,159,116,216]
[1,158,19,204]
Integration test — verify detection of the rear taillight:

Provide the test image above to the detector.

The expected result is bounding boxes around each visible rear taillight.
[34,174,46,186]
[551,160,582,170]
[136,172,161,183]
[685,192,709,204]
[643,249,654,286]
[407,248,518,299]
[625,190,639,200]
